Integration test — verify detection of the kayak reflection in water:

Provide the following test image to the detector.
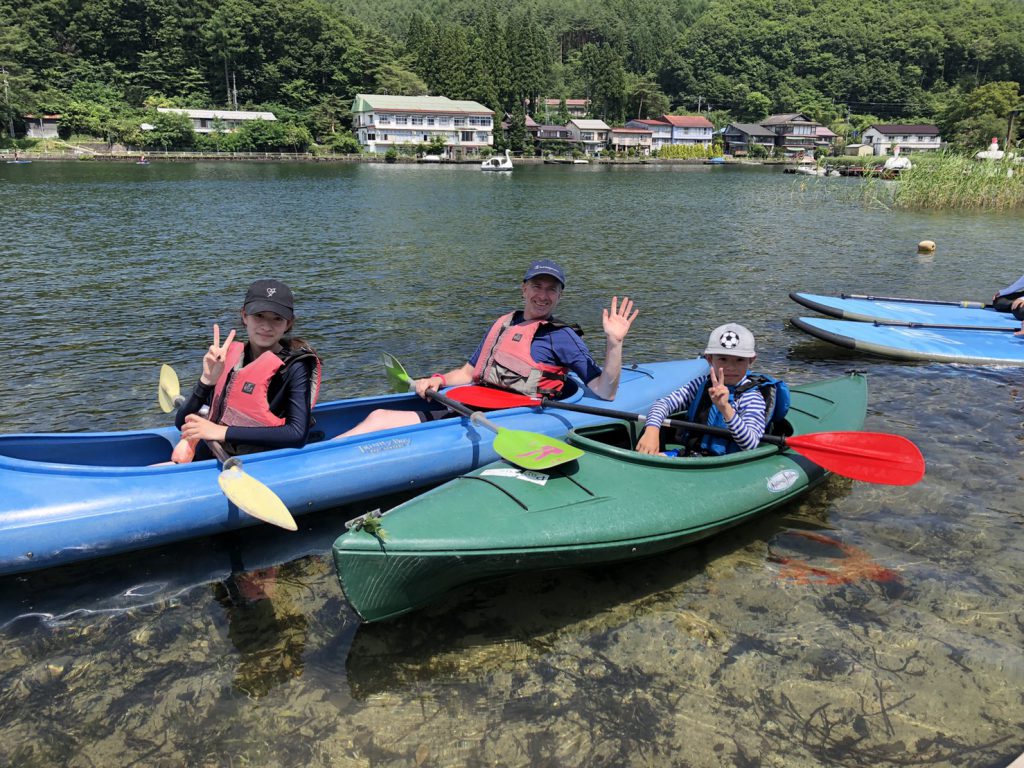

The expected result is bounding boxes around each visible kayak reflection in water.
[636,323,782,457]
[337,259,639,438]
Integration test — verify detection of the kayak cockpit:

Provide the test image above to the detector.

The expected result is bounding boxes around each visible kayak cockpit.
[568,419,780,467]
[0,433,176,467]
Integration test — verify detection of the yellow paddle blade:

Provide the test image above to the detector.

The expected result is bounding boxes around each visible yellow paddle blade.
[158,364,181,413]
[218,465,298,531]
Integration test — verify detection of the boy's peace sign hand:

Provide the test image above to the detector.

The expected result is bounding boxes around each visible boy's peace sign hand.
[708,367,730,411]
[200,324,236,385]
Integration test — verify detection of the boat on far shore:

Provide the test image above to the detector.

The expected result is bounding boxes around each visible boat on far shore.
[481,149,513,171]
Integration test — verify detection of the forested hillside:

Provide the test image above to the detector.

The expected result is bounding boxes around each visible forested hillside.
[2,0,1021,149]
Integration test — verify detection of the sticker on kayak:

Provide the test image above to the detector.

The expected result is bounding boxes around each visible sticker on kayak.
[358,438,411,455]
[766,469,799,493]
[480,468,549,486]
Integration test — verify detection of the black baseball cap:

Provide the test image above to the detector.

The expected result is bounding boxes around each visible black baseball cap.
[243,279,294,320]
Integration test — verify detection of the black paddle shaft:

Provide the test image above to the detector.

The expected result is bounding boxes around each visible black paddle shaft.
[539,399,787,447]
[841,293,991,309]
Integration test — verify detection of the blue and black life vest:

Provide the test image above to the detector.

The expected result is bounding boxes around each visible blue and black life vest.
[682,373,791,456]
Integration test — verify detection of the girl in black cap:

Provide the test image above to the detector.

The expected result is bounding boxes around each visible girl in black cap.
[173,279,321,459]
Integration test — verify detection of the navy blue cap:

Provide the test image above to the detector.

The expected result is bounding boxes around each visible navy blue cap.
[522,259,566,288]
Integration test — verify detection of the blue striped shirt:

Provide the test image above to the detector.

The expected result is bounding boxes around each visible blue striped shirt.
[645,375,767,451]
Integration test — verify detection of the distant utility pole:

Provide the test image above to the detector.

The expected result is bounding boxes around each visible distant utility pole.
[696,95,703,112]
[231,72,238,109]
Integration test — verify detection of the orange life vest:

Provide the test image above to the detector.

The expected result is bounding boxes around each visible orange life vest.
[472,312,570,398]
[211,342,321,428]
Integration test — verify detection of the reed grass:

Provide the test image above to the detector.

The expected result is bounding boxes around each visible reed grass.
[861,151,1024,210]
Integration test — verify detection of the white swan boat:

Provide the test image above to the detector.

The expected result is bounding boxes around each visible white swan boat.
[481,149,513,172]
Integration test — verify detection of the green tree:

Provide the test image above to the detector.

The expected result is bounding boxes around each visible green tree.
[941,81,1021,149]
[508,99,527,153]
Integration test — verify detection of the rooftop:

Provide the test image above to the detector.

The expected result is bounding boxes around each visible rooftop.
[352,94,492,115]
[662,115,714,128]
[868,124,941,135]
[157,108,277,121]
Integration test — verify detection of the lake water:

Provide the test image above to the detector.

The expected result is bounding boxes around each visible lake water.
[0,160,1022,767]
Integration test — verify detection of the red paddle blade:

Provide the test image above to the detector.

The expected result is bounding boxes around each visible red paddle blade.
[786,431,925,486]
[447,385,538,409]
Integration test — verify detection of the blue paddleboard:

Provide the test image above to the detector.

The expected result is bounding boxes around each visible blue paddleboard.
[790,292,1017,330]
[791,316,1024,365]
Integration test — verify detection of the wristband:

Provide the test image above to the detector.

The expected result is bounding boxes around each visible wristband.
[431,373,447,387]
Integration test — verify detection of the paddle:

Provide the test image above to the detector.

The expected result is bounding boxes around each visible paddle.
[443,387,925,486]
[380,353,583,470]
[158,364,298,531]
[869,320,1020,333]
[840,293,993,310]
[382,352,416,393]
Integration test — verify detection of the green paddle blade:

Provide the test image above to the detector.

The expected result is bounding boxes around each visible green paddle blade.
[492,429,584,470]
[382,352,414,393]
[158,364,181,413]
[218,465,298,531]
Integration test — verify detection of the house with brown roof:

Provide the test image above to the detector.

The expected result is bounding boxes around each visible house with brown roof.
[542,99,589,119]
[861,124,942,155]
[761,113,821,155]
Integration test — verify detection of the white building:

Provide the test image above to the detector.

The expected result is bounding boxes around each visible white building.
[661,115,715,146]
[350,94,494,156]
[567,119,611,156]
[861,124,942,155]
[625,119,673,151]
[156,108,277,133]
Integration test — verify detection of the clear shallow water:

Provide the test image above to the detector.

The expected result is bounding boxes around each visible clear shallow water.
[0,161,1022,767]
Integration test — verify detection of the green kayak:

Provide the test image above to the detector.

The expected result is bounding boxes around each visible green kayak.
[333,374,868,622]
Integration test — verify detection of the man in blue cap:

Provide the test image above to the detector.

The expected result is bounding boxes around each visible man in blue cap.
[338,259,638,437]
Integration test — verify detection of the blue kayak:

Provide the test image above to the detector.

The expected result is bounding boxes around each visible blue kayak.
[0,359,704,576]
[790,291,1017,330]
[791,316,1024,365]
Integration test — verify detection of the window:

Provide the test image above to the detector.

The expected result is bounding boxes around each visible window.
[395,116,407,125]
[582,132,593,140]
[476,132,488,143]
[411,116,423,125]
[378,116,391,125]
[437,117,450,125]
[454,118,466,127]
[367,133,375,141]
[461,130,473,142]
[426,117,435,126]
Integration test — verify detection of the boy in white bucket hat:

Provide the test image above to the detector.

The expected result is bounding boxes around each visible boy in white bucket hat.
[636,323,771,456]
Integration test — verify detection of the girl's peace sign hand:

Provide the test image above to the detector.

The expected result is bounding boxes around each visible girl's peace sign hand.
[200,324,236,385]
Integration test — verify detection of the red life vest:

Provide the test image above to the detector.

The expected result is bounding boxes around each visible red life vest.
[472,312,570,397]
[210,342,322,428]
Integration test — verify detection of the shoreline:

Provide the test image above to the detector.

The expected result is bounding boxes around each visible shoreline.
[2,149,792,166]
